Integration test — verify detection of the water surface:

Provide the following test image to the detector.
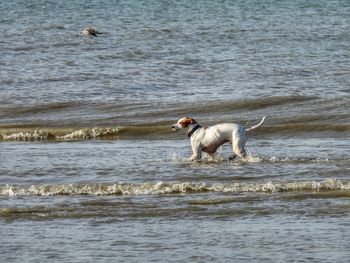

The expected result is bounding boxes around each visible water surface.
[1,0,349,262]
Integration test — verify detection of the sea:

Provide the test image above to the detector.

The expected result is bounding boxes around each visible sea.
[0,0,349,262]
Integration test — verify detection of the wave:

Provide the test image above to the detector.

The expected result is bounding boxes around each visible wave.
[1,179,349,197]
[0,95,314,118]
[136,95,318,118]
[256,123,350,135]
[1,122,349,141]
[0,95,348,141]
[0,126,170,141]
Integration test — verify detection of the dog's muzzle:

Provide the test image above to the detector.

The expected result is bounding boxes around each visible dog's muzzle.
[171,124,180,131]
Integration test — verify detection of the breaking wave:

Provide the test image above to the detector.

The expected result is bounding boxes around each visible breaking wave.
[0,126,170,141]
[1,179,349,197]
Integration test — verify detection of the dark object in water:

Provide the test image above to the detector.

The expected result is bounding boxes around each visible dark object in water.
[81,27,102,37]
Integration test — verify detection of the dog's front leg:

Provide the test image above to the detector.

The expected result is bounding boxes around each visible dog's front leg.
[189,153,201,161]
[189,141,202,161]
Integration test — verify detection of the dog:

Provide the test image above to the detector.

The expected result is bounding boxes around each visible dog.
[172,116,266,161]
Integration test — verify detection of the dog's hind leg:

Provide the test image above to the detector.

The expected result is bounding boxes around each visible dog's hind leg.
[232,145,247,159]
[231,129,247,159]
[206,153,215,162]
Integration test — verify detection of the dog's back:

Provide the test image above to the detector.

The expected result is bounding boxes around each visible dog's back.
[199,123,245,154]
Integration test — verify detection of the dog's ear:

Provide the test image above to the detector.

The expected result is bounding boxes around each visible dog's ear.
[187,118,198,126]
[190,118,197,124]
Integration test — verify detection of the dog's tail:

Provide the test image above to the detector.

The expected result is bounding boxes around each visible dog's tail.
[246,116,267,132]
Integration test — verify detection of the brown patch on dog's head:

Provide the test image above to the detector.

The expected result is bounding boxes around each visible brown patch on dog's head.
[172,117,198,131]
[179,117,197,128]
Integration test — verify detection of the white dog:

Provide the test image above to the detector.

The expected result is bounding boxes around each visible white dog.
[172,116,266,161]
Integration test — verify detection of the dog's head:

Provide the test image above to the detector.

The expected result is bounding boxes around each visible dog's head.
[172,117,198,131]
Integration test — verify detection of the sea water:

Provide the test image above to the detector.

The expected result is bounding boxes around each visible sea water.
[1,0,349,262]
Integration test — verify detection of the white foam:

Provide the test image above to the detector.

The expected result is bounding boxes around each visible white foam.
[2,130,46,141]
[1,179,349,197]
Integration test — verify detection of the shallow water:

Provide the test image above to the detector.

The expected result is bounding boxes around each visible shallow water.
[1,139,349,262]
[1,0,350,262]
